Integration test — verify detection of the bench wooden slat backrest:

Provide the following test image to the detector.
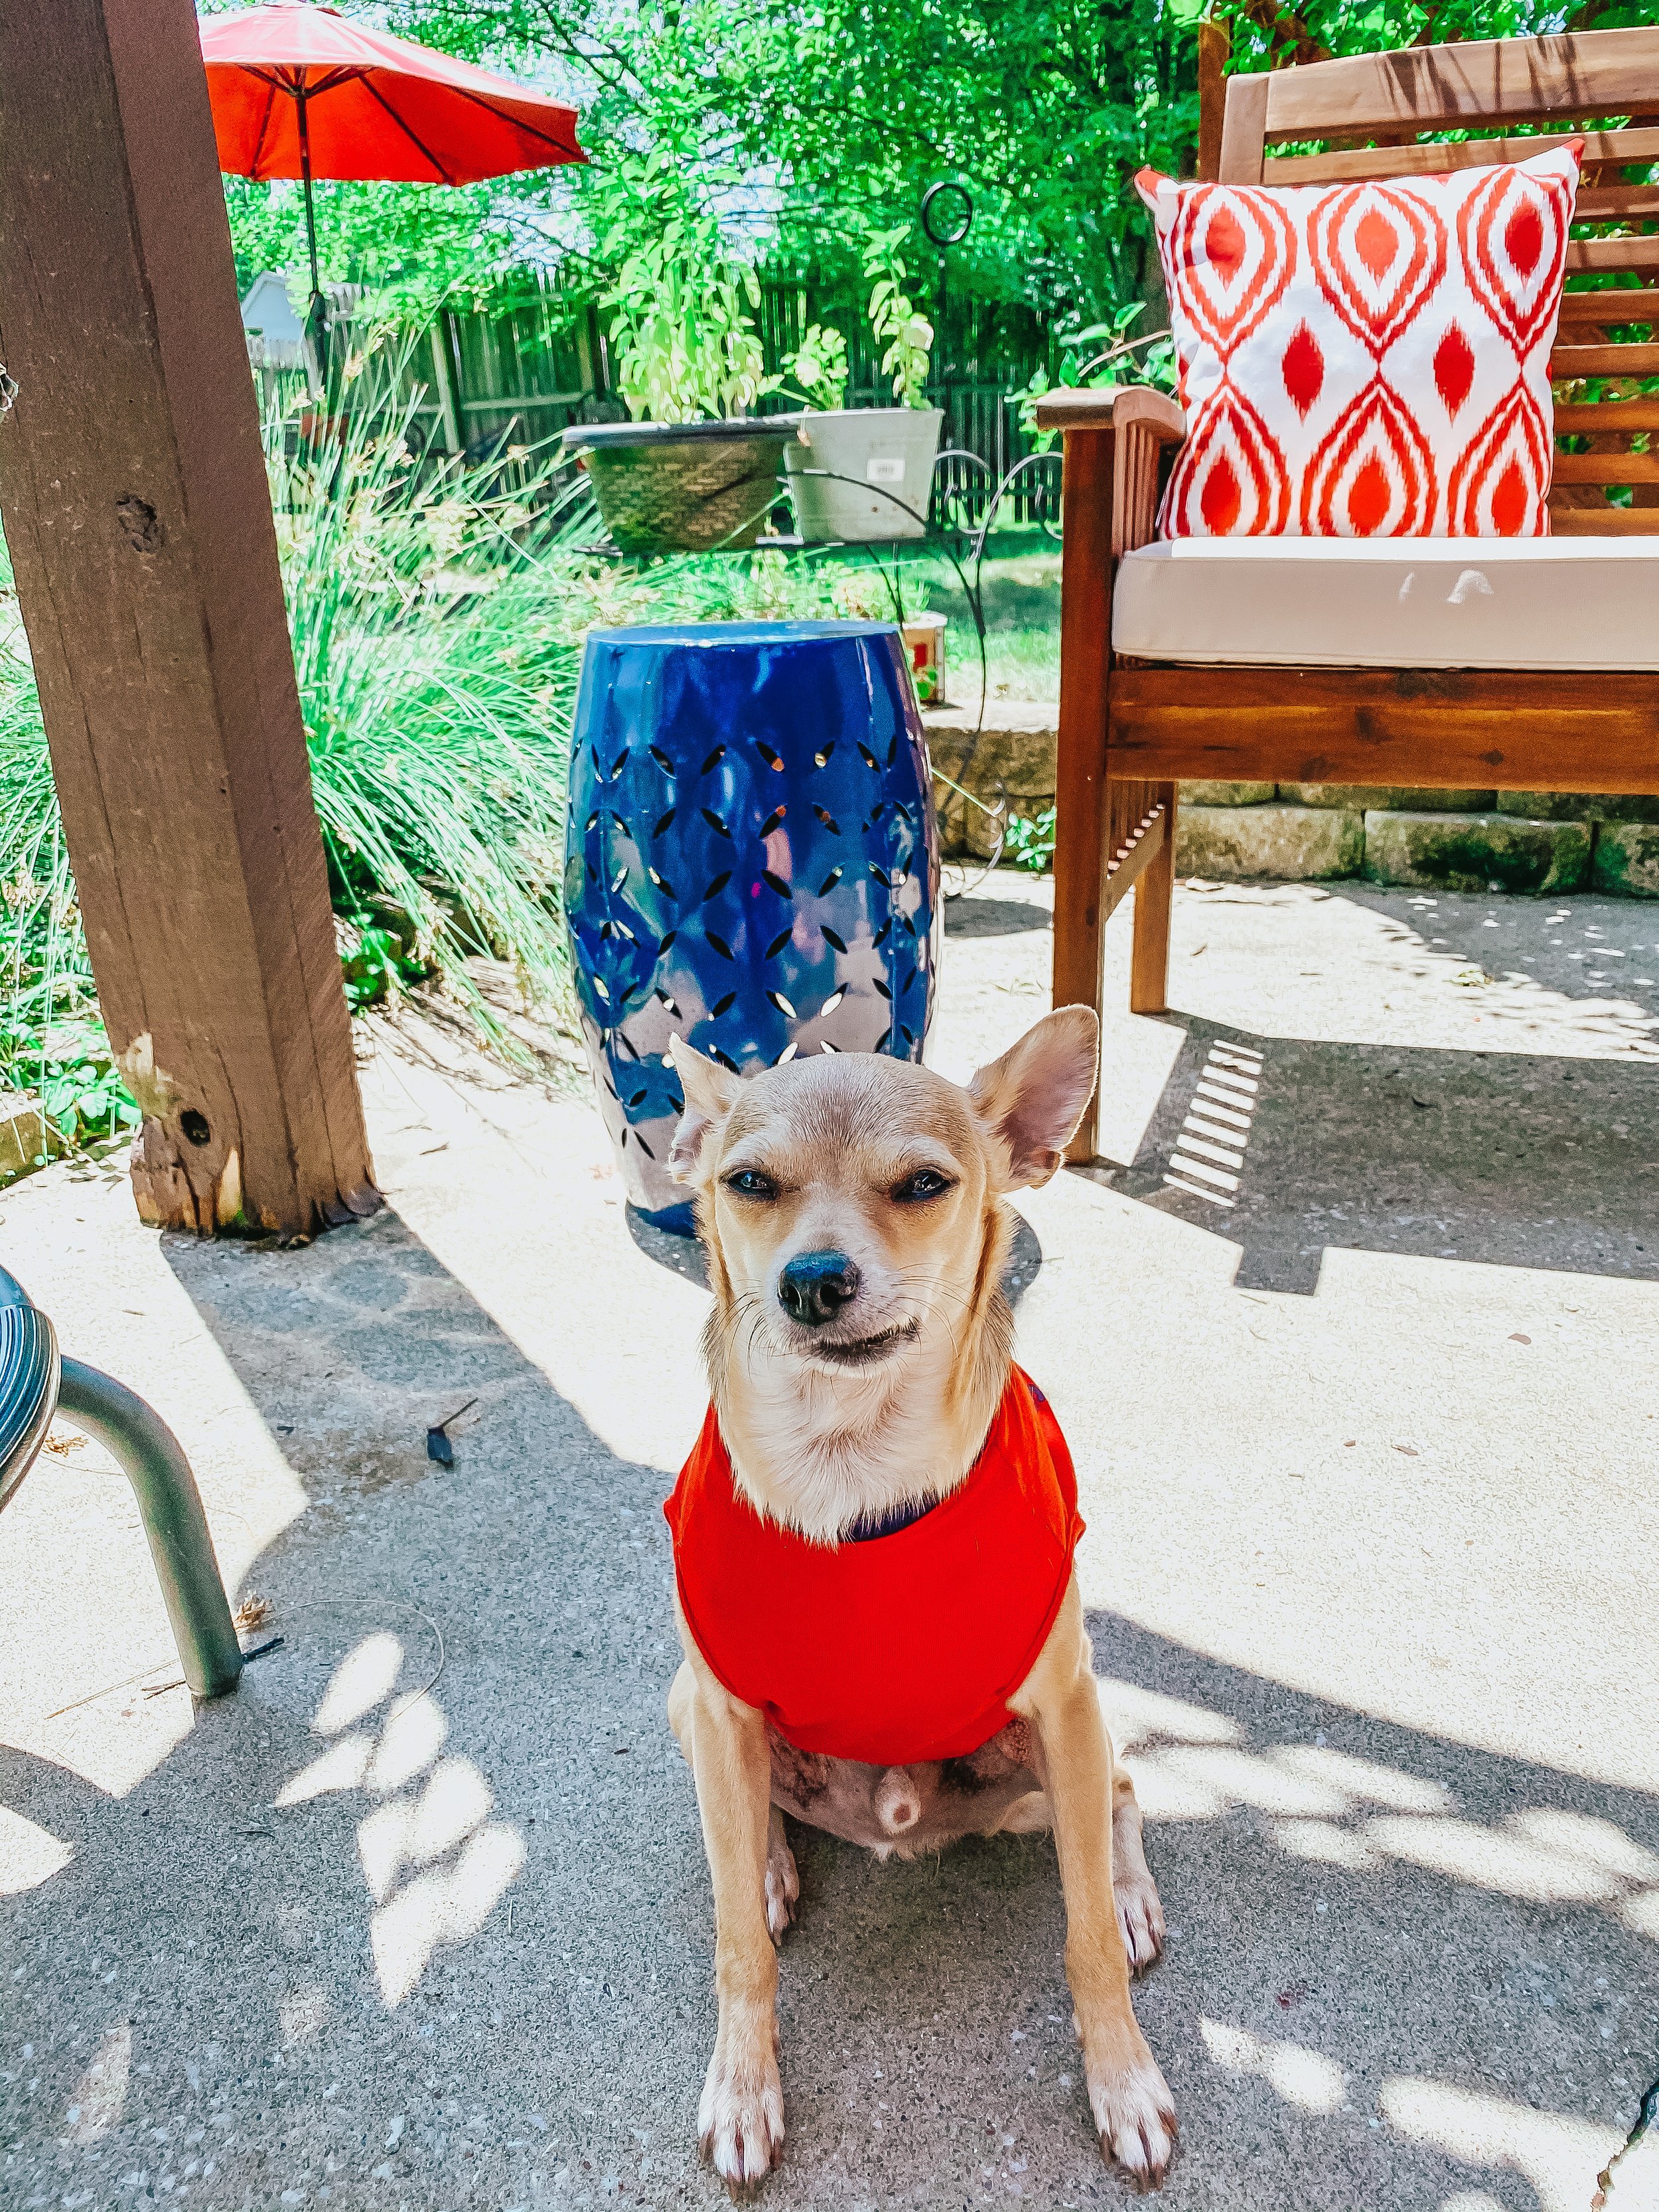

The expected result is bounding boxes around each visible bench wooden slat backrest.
[1217,29,1659,534]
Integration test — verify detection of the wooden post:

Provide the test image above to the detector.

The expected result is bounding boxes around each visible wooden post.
[1197,18,1231,183]
[1050,426,1115,1163]
[0,0,377,1239]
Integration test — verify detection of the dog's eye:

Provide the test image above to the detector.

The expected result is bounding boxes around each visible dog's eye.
[725,1169,777,1201]
[892,1168,954,1204]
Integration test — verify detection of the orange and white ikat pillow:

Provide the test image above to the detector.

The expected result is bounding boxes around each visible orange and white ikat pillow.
[1136,143,1581,538]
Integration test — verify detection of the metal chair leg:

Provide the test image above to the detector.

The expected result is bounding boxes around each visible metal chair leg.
[55,1359,244,1700]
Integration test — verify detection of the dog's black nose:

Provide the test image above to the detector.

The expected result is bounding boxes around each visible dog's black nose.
[777,1248,860,1327]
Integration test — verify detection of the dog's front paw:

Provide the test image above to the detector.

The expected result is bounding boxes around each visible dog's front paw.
[699,2016,784,2192]
[1088,2053,1177,2191]
[1114,1866,1165,1975]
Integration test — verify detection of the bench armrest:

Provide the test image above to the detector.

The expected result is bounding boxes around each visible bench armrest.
[1033,385,1187,442]
[1037,386,1186,562]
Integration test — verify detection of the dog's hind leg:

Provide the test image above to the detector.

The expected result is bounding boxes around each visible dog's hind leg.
[765,1807,800,1939]
[669,1659,695,1763]
[1112,1768,1165,1975]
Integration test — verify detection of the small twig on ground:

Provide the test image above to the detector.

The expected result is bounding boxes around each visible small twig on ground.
[39,1595,444,1723]
[42,1659,175,1722]
[397,1610,447,1711]
[140,1636,285,1699]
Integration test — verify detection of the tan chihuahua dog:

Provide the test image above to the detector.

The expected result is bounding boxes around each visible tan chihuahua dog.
[662,1007,1176,2191]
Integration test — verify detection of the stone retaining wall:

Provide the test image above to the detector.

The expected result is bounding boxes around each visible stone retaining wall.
[922,703,1659,894]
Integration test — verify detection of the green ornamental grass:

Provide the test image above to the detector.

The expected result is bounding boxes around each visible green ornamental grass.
[0,342,592,1159]
[270,360,581,1036]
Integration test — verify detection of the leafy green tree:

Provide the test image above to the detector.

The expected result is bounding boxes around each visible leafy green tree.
[220,171,522,309]
[392,0,1200,325]
[212,0,1651,338]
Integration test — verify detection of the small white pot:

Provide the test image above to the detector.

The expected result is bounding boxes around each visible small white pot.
[784,407,945,543]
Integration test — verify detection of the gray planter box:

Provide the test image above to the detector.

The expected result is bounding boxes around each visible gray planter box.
[785,408,944,542]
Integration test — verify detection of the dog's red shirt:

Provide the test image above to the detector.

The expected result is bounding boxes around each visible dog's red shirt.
[664,1367,1084,1767]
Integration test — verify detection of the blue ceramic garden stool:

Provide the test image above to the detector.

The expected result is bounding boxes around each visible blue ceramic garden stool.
[565,621,941,1230]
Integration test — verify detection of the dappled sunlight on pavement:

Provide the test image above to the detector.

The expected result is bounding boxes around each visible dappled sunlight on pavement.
[0,871,1653,2209]
[0,1804,73,1895]
[1200,2018,1348,2112]
[1104,1672,1659,1931]
[1197,2020,1625,2212]
[276,1633,524,2008]
[1382,2077,1623,2212]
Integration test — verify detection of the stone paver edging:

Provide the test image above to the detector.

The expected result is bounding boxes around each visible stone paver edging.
[922,701,1659,893]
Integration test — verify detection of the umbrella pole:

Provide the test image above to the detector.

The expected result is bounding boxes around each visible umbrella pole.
[297,90,328,387]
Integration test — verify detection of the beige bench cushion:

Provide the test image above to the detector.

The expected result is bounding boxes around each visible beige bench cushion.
[1112,536,1659,670]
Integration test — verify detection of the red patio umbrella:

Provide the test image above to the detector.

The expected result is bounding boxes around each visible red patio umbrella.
[201,2,584,352]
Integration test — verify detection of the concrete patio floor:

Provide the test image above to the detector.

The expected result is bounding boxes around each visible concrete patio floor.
[2,873,1656,2212]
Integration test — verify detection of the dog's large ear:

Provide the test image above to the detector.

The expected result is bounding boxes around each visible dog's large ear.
[668,1035,741,1181]
[968,1007,1100,1189]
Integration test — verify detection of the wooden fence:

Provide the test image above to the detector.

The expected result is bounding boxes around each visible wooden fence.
[390,266,1055,514]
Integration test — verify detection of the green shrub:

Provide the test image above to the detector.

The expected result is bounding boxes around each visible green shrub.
[0,581,136,1159]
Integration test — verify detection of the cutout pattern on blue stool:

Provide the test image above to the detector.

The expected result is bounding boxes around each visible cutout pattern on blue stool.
[565,621,941,1226]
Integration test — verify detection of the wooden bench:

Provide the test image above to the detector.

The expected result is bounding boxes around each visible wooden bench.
[1039,25,1659,1160]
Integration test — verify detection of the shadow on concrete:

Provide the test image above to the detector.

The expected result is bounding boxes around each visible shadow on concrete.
[943,892,1054,940]
[1088,1014,1658,1293]
[1082,1609,1659,2212]
[2,1202,1652,2211]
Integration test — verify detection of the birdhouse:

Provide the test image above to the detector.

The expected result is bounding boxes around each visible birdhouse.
[239,269,306,370]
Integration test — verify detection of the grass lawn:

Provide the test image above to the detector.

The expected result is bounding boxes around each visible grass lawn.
[807,524,1062,704]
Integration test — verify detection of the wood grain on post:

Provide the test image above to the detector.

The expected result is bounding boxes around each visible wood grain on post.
[1050,427,1115,1162]
[1129,794,1178,1017]
[0,0,376,1238]
[1196,20,1230,183]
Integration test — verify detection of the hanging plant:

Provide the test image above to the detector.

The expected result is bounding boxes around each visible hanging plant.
[596,149,776,424]
[782,230,945,546]
[863,226,936,409]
